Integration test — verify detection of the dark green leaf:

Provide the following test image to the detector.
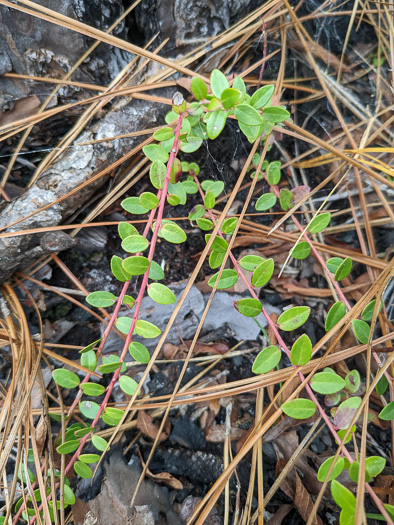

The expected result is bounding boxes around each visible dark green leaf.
[277,306,310,331]
[52,369,80,389]
[376,374,388,396]
[334,257,352,281]
[252,345,281,374]
[281,399,316,419]
[251,258,274,287]
[352,319,370,344]
[207,269,238,290]
[234,298,262,317]
[325,302,346,331]
[290,241,311,260]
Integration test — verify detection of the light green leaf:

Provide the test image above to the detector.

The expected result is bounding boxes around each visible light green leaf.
[252,345,281,374]
[235,298,262,317]
[361,299,382,321]
[331,480,356,510]
[239,255,265,272]
[116,316,132,335]
[326,257,343,274]
[204,191,216,209]
[250,85,274,109]
[168,181,187,205]
[290,334,312,366]
[366,456,386,478]
[206,110,227,140]
[79,454,100,464]
[122,256,150,276]
[121,234,149,253]
[251,258,274,287]
[182,180,198,194]
[221,217,238,234]
[379,401,394,421]
[121,196,149,215]
[308,212,331,234]
[167,193,181,206]
[207,269,238,290]
[209,250,225,269]
[81,350,97,372]
[79,400,100,420]
[189,205,205,220]
[344,370,360,394]
[148,260,165,280]
[263,106,290,123]
[205,234,228,253]
[180,135,203,153]
[80,338,101,354]
[80,383,105,396]
[282,399,316,419]
[57,440,80,455]
[255,192,277,211]
[238,120,262,142]
[74,461,92,479]
[119,375,140,396]
[290,241,311,260]
[143,144,169,163]
[221,88,243,108]
[122,295,135,307]
[98,360,122,374]
[140,192,159,210]
[196,218,214,231]
[74,426,94,438]
[111,255,132,282]
[233,76,246,94]
[148,283,177,305]
[335,257,352,281]
[52,369,80,389]
[210,69,229,98]
[191,77,208,100]
[118,222,137,240]
[153,127,174,141]
[160,222,187,243]
[150,159,167,189]
[129,341,150,364]
[317,456,345,482]
[104,407,124,422]
[201,180,224,197]
[235,104,263,126]
[63,485,76,506]
[135,320,161,338]
[310,372,346,394]
[352,319,370,344]
[92,435,109,452]
[325,301,346,331]
[279,189,293,211]
[277,306,311,331]
[266,161,281,185]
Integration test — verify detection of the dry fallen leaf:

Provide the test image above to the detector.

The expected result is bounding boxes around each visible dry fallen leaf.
[294,472,323,525]
[137,411,170,442]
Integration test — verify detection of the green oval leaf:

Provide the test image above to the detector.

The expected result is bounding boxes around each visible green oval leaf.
[118,222,137,240]
[379,401,394,421]
[129,341,150,364]
[233,76,246,94]
[210,69,229,98]
[104,407,124,422]
[251,258,274,287]
[221,88,243,109]
[147,283,177,305]
[317,456,345,482]
[121,234,149,253]
[310,372,346,394]
[234,104,263,126]
[205,234,228,253]
[74,461,92,479]
[135,319,161,339]
[290,241,311,260]
[352,319,371,344]
[204,191,216,209]
[361,299,382,322]
[79,454,100,464]
[290,334,312,366]
[344,370,361,394]
[140,192,159,210]
[252,345,281,374]
[334,257,352,281]
[331,480,356,511]
[160,222,187,243]
[86,291,116,308]
[201,180,224,197]
[80,350,97,372]
[207,269,238,290]
[191,77,208,100]
[250,85,274,109]
[234,298,262,317]
[326,257,343,274]
[98,360,122,374]
[63,484,76,506]
[119,375,140,396]
[255,192,277,211]
[266,161,281,185]
[281,399,316,419]
[239,255,265,272]
[279,189,293,211]
[92,435,109,452]
[180,136,203,153]
[366,456,386,478]
[116,317,132,334]
[142,144,169,163]
[196,218,214,231]
[308,212,331,234]
[122,256,150,276]
[221,217,238,234]
[206,110,227,140]
[262,106,290,123]
[111,255,132,282]
[150,159,167,190]
[148,260,165,280]
[57,440,80,455]
[209,250,225,269]
[79,401,100,420]
[277,306,310,331]
[334,396,362,429]
[121,196,150,215]
[325,302,346,332]
[52,369,80,389]
[80,383,105,396]
[189,204,205,220]
[80,338,102,354]
[153,127,174,141]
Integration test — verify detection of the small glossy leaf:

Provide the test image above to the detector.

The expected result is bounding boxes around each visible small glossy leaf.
[121,235,149,253]
[92,435,109,452]
[63,485,76,506]
[80,383,105,396]
[379,401,394,421]
[209,250,225,269]
[281,399,316,419]
[197,218,214,231]
[140,192,159,210]
[221,88,243,108]
[135,320,161,338]
[252,345,281,374]
[336,425,356,445]
[119,375,140,396]
[326,257,343,274]
[148,283,176,305]
[234,298,262,317]
[206,110,227,140]
[334,397,362,429]
[335,257,352,281]
[150,159,166,189]
[325,302,346,331]
[235,104,263,126]
[279,189,293,211]
[308,212,331,234]
[122,295,135,307]
[182,180,198,194]
[204,191,215,209]
[143,144,169,163]
[310,372,346,394]
[207,269,238,290]
[148,260,165,280]
[75,426,94,439]
[189,204,205,220]
[121,196,149,215]
[79,454,100,464]
[191,77,208,100]
[361,299,382,322]
[167,194,180,207]
[181,135,203,153]
[277,306,310,331]
[263,106,290,123]
[205,234,228,253]
[115,317,132,335]
[86,291,116,308]
[331,480,356,513]
[168,182,186,205]
[52,369,80,389]
[250,85,274,109]
[290,241,311,260]
[251,258,274,287]
[153,127,174,141]
[239,255,265,272]
[104,407,124,422]
[255,192,277,211]
[111,255,132,282]
[74,461,92,479]
[101,413,117,426]
[122,256,150,276]
[118,222,137,240]
[290,334,312,366]
[344,370,361,394]
[80,338,101,354]
[161,222,187,243]
[81,350,97,372]
[233,76,246,94]
[210,69,229,98]
[57,440,80,455]
[129,341,150,364]
[201,180,224,197]
[352,319,370,344]
[79,401,100,420]
[266,161,281,185]
[221,217,238,234]
[317,456,345,482]
[376,374,388,396]
[98,360,122,374]
[366,456,386,478]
